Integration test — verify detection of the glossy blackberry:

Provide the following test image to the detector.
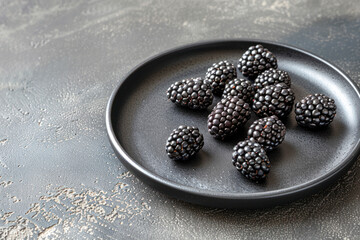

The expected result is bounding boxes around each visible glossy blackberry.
[252,83,295,118]
[237,44,277,79]
[205,60,237,95]
[247,115,286,151]
[167,77,213,109]
[207,96,251,139]
[254,68,291,90]
[295,94,336,128]
[166,125,204,161]
[222,78,255,103]
[232,140,271,181]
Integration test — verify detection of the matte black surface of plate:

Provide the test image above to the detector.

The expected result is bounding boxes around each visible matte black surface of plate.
[106,40,360,208]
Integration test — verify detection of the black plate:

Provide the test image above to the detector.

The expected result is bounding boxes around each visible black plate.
[106,40,360,208]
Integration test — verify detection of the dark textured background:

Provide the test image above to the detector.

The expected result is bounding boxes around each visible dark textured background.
[0,0,359,239]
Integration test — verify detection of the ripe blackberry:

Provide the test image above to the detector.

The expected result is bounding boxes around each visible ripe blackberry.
[167,77,213,109]
[166,125,204,161]
[237,44,278,79]
[295,94,337,128]
[232,140,271,181]
[254,68,291,90]
[252,83,295,118]
[205,60,237,95]
[207,96,251,139]
[247,115,286,151]
[222,78,255,103]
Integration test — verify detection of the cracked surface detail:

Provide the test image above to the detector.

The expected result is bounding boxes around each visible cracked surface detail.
[0,0,359,239]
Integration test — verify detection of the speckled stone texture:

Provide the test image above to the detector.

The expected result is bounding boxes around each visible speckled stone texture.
[0,0,359,239]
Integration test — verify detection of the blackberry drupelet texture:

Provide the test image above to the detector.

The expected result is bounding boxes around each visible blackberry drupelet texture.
[205,60,237,95]
[167,77,213,109]
[247,115,286,151]
[166,125,204,161]
[208,96,251,139]
[254,68,291,90]
[232,140,271,181]
[222,78,255,103]
[237,44,277,79]
[295,94,337,128]
[252,83,295,118]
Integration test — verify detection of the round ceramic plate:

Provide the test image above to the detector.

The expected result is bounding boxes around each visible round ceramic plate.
[106,40,360,208]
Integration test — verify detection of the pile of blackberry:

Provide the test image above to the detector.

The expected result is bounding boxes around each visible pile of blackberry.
[164,43,337,183]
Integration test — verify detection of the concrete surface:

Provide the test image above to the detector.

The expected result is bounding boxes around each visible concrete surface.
[0,0,359,239]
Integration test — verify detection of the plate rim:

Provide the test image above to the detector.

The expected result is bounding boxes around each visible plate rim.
[106,39,360,204]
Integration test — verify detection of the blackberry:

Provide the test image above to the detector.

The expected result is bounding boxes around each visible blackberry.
[167,77,213,109]
[166,125,204,161]
[254,68,291,90]
[295,94,336,128]
[247,115,286,151]
[232,140,271,181]
[237,44,278,79]
[252,83,295,118]
[205,60,237,95]
[222,78,255,103]
[207,96,251,139]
